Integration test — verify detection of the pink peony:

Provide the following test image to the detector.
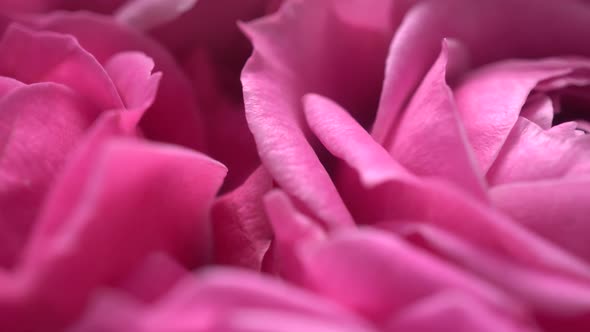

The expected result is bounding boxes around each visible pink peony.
[2,0,590,332]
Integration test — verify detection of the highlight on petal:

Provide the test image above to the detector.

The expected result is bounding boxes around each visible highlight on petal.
[298,228,520,324]
[115,0,198,30]
[211,166,273,269]
[241,0,398,228]
[0,113,227,330]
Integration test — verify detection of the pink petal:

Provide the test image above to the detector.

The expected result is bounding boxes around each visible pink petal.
[0,82,99,268]
[263,189,326,282]
[241,0,397,228]
[487,118,590,185]
[373,0,590,145]
[383,222,590,331]
[34,11,205,149]
[386,39,486,199]
[0,24,123,110]
[115,0,198,30]
[519,95,555,130]
[299,228,520,324]
[387,291,536,332]
[454,58,590,172]
[0,114,226,330]
[211,166,273,269]
[491,178,590,263]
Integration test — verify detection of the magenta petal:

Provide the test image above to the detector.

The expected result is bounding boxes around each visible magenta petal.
[211,166,273,269]
[0,82,99,268]
[35,11,205,149]
[373,0,590,144]
[387,291,535,332]
[0,24,123,110]
[0,117,226,329]
[299,228,519,324]
[387,39,486,199]
[491,178,590,263]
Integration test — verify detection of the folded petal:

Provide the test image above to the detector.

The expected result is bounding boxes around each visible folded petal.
[211,166,273,269]
[0,24,123,110]
[34,11,205,149]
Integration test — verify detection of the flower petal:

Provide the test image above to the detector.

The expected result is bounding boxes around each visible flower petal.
[211,166,273,269]
[0,82,99,268]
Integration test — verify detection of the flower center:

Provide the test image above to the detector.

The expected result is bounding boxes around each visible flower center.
[553,89,590,133]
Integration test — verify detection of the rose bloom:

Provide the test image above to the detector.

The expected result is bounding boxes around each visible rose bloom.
[1,0,590,332]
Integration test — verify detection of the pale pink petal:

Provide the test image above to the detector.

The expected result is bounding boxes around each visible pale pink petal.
[487,118,590,185]
[387,291,537,332]
[34,11,205,149]
[0,83,99,268]
[241,0,398,228]
[383,222,590,331]
[0,24,123,110]
[299,228,520,324]
[454,58,590,172]
[115,0,198,30]
[373,0,590,145]
[211,166,273,269]
[491,178,590,263]
[0,114,226,330]
[386,39,486,199]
